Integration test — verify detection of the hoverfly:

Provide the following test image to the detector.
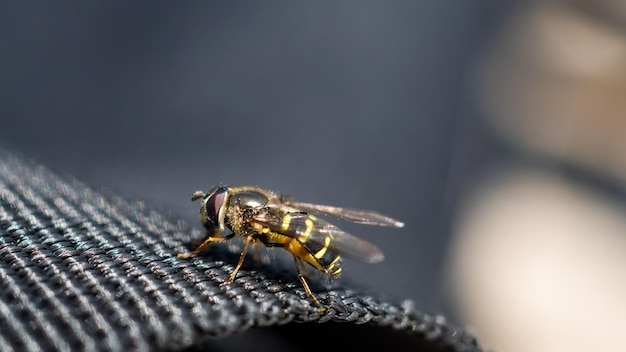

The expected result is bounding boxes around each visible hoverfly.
[178,185,404,308]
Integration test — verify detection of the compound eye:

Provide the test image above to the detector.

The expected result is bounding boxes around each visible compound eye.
[205,187,228,227]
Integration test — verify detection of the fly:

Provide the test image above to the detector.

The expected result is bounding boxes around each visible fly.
[178,185,404,309]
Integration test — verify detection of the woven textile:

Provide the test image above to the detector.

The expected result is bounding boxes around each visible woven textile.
[0,150,482,351]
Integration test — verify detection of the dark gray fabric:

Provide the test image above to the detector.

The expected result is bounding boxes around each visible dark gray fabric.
[0,150,482,352]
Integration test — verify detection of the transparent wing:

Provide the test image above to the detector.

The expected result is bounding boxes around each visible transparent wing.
[251,211,384,263]
[283,201,404,228]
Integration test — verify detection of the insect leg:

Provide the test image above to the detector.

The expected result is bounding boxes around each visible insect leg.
[293,255,324,310]
[224,235,253,284]
[177,235,228,259]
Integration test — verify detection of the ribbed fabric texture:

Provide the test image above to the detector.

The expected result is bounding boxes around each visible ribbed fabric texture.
[0,150,482,351]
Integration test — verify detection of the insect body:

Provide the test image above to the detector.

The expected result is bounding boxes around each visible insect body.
[178,185,404,308]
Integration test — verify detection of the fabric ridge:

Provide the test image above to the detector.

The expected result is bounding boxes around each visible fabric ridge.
[0,150,482,352]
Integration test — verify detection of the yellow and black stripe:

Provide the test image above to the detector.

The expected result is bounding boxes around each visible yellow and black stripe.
[252,212,343,277]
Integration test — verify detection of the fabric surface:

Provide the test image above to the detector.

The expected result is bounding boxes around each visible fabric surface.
[0,150,482,351]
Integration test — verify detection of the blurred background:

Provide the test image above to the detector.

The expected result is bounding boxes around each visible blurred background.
[2,1,626,351]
